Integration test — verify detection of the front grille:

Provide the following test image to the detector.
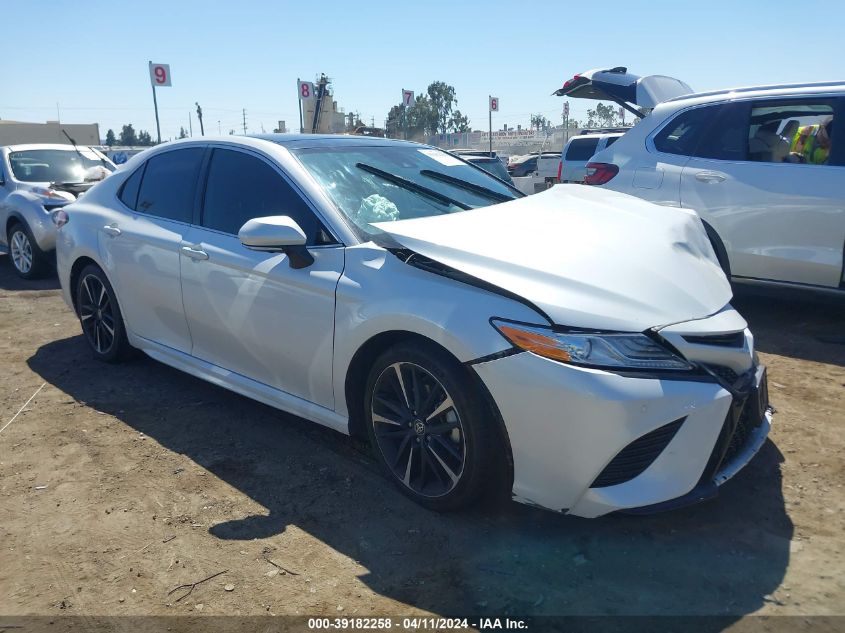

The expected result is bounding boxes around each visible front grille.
[721,395,764,466]
[683,332,745,347]
[591,418,685,488]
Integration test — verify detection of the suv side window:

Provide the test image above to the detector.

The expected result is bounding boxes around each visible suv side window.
[746,100,835,165]
[201,148,330,243]
[692,102,750,161]
[118,165,144,210]
[135,148,205,223]
[566,138,600,161]
[653,105,720,156]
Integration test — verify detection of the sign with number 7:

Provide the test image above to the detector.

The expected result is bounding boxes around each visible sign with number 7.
[149,63,172,87]
[402,89,415,109]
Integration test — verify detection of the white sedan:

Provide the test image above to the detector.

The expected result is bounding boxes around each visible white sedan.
[54,135,771,517]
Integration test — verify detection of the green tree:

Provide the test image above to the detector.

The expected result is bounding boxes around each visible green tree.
[105,129,116,146]
[178,126,188,139]
[586,102,622,128]
[427,81,457,135]
[449,110,470,133]
[137,130,153,146]
[530,114,549,130]
[119,124,138,146]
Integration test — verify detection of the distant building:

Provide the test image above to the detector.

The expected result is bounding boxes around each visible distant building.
[0,120,100,146]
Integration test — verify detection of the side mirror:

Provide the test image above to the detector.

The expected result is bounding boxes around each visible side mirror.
[238,216,314,269]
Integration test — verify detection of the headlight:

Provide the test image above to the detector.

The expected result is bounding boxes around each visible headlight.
[491,319,693,371]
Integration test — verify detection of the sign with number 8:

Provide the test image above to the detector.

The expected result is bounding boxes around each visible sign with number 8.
[149,63,172,87]
[298,80,315,101]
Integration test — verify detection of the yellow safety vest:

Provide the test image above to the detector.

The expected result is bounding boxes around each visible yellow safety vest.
[790,124,830,164]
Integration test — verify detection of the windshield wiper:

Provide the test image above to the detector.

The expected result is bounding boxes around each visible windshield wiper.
[356,163,470,210]
[419,169,518,203]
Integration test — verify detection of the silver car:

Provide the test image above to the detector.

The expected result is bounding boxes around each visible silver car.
[0,144,115,278]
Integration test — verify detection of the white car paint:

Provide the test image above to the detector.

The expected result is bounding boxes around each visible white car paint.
[56,135,771,517]
[580,81,845,290]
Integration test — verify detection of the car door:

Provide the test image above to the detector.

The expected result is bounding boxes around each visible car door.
[680,98,845,287]
[179,146,343,409]
[98,147,206,353]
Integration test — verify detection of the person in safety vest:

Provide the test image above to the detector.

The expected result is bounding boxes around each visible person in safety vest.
[788,118,833,164]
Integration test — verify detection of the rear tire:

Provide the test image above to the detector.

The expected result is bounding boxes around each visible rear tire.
[364,342,498,511]
[8,222,50,279]
[75,264,132,363]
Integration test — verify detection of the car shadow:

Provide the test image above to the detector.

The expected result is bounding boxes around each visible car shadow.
[732,287,845,367]
[28,334,791,621]
[0,254,61,292]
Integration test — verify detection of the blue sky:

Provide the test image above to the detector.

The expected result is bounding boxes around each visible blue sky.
[2,0,843,140]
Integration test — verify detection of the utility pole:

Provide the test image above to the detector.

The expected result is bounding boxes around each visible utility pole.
[242,109,247,134]
[195,102,204,136]
[218,120,222,134]
[188,111,193,137]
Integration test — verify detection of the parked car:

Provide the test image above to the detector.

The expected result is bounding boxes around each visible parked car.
[558,133,623,182]
[556,68,845,292]
[459,154,514,185]
[0,143,115,278]
[507,152,559,177]
[56,135,771,517]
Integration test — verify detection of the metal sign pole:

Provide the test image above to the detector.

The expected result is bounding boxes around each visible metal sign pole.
[298,78,304,133]
[488,97,492,155]
[149,61,162,144]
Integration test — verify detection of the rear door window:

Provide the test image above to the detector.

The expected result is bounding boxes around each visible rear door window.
[201,148,329,243]
[653,105,720,156]
[693,102,750,161]
[565,138,600,161]
[135,148,205,223]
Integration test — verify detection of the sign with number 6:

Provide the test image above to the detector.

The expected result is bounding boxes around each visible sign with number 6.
[489,96,499,112]
[298,80,315,101]
[149,63,172,87]
[402,89,415,109]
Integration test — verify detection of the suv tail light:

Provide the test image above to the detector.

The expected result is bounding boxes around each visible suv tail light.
[557,160,563,181]
[584,162,619,185]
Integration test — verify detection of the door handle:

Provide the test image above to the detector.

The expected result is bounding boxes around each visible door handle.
[695,171,726,183]
[181,245,209,261]
[102,224,121,237]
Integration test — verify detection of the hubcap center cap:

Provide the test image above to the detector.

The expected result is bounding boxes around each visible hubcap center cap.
[413,420,426,436]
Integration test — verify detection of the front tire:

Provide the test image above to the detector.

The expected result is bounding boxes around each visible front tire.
[364,342,497,511]
[75,264,132,363]
[8,222,50,279]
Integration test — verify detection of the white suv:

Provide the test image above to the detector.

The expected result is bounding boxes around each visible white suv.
[574,80,845,292]
[558,132,623,183]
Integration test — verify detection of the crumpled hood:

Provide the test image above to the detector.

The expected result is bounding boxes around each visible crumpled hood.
[374,185,732,332]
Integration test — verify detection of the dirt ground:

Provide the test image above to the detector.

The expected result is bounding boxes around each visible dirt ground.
[0,255,843,626]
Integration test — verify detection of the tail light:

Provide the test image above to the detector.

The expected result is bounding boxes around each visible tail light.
[584,162,619,185]
[557,160,563,182]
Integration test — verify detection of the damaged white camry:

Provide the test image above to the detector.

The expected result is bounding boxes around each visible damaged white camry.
[55,135,772,517]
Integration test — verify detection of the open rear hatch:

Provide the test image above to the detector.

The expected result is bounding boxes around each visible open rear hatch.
[553,67,692,117]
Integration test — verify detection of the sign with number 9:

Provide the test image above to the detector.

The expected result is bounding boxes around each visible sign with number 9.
[149,63,172,87]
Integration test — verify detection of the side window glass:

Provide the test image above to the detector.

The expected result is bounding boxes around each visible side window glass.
[566,138,600,161]
[653,105,719,156]
[202,149,329,243]
[136,148,204,222]
[118,165,144,210]
[747,102,834,165]
[694,103,749,161]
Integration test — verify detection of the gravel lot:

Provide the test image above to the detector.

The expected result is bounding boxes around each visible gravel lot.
[0,256,843,624]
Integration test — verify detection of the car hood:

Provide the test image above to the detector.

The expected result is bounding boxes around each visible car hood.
[373,185,731,332]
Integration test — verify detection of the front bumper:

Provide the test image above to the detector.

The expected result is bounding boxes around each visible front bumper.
[473,351,770,518]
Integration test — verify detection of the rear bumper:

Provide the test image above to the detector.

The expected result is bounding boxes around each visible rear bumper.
[473,351,769,518]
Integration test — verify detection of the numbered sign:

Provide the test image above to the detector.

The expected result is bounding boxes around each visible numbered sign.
[489,96,499,112]
[402,89,415,108]
[563,101,570,117]
[149,63,172,87]
[298,80,315,101]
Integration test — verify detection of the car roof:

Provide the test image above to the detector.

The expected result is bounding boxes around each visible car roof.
[568,132,624,142]
[663,80,845,106]
[249,133,423,149]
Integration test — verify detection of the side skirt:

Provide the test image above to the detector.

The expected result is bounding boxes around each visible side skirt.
[129,333,350,435]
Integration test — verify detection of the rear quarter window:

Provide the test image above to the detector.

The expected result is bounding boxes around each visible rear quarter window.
[565,138,600,161]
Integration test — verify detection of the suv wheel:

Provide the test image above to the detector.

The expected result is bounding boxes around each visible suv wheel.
[8,222,49,279]
[364,342,497,511]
